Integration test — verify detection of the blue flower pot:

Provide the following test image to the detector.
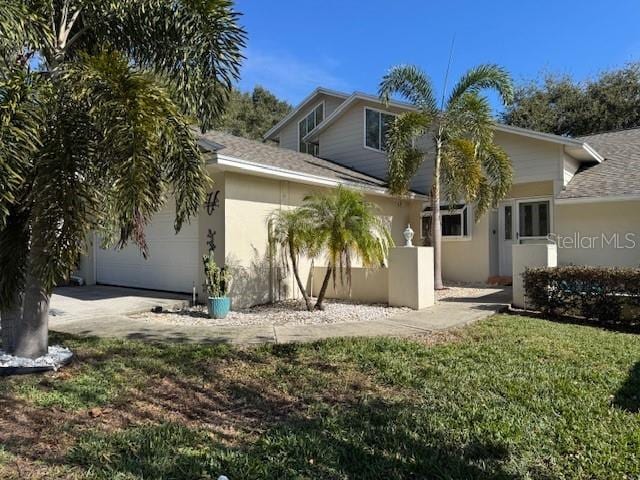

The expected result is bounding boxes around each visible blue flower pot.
[208,296,230,319]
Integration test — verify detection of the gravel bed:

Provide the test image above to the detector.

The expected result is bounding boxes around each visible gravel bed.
[0,345,73,373]
[132,298,411,327]
[436,284,505,302]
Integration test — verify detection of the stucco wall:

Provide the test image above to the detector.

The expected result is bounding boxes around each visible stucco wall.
[310,267,388,303]
[554,200,640,268]
[221,171,421,308]
[198,168,226,301]
[440,209,492,283]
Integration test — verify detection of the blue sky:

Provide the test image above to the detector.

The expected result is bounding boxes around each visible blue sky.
[235,0,640,112]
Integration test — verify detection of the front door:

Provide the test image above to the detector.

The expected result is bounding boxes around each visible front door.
[498,198,553,277]
[498,200,515,276]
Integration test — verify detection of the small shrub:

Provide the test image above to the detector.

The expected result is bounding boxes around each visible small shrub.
[523,266,640,326]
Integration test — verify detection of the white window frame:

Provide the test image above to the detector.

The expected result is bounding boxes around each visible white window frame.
[515,197,554,242]
[298,101,325,155]
[420,204,472,242]
[363,107,396,153]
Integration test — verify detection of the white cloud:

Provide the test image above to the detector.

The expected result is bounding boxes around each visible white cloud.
[237,48,351,104]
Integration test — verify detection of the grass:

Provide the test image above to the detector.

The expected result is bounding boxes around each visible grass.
[1,314,640,479]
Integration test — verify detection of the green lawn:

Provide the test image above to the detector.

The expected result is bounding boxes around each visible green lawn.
[1,315,639,479]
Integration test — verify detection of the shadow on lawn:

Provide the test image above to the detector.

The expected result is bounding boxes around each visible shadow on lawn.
[66,398,519,480]
[0,333,521,480]
[613,361,640,413]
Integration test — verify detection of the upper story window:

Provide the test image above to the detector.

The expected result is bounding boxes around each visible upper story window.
[298,102,324,155]
[365,108,395,152]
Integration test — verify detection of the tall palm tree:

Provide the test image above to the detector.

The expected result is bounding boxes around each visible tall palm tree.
[303,187,393,310]
[0,0,245,358]
[267,208,316,311]
[379,64,514,290]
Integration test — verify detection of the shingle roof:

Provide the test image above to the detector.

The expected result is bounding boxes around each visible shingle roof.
[558,128,640,199]
[196,130,388,190]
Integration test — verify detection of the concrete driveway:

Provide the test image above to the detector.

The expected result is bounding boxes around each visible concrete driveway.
[49,285,511,345]
[50,285,190,325]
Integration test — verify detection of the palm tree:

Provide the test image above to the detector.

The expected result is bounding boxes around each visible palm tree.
[379,64,514,290]
[303,187,393,310]
[268,208,316,311]
[0,1,245,358]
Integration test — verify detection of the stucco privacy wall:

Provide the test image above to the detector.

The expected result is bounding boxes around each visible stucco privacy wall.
[310,267,388,303]
[554,200,640,268]
[440,210,492,283]
[221,171,422,308]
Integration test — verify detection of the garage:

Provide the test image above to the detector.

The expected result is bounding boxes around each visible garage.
[96,203,200,293]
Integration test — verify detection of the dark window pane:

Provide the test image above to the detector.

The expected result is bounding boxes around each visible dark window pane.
[421,216,432,244]
[538,202,549,236]
[365,109,380,150]
[504,206,512,240]
[520,204,533,237]
[306,111,315,131]
[315,103,324,124]
[519,201,550,237]
[442,214,462,236]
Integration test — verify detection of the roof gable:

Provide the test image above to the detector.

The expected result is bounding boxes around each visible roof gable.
[263,87,349,141]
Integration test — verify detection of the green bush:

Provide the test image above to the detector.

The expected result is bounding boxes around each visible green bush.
[523,266,640,325]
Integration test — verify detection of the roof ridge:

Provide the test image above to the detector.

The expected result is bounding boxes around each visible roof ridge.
[577,125,640,140]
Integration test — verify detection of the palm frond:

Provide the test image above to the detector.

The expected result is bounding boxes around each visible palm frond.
[73,0,246,131]
[0,68,43,229]
[444,92,494,146]
[446,64,514,109]
[60,50,207,257]
[379,65,438,115]
[385,111,431,195]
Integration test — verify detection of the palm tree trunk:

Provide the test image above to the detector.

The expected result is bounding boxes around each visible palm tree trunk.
[315,265,333,311]
[1,293,23,353]
[13,232,50,359]
[13,270,49,359]
[432,136,444,290]
[288,239,313,311]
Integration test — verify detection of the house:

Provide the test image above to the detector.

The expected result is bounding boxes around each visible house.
[78,86,640,307]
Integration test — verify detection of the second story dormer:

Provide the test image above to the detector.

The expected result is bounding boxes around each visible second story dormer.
[264,88,414,183]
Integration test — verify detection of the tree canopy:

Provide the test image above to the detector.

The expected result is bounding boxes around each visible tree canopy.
[502,64,640,137]
[214,86,291,140]
[0,0,246,358]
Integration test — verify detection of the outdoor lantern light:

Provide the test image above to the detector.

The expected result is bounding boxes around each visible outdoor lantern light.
[403,224,414,247]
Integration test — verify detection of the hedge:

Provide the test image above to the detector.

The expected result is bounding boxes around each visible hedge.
[522,266,640,325]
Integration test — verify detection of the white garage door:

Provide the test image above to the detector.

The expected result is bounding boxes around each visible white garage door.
[96,203,199,293]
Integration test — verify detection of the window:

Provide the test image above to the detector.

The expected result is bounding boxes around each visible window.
[421,204,469,242]
[504,205,512,240]
[518,200,550,238]
[298,103,324,155]
[365,108,395,151]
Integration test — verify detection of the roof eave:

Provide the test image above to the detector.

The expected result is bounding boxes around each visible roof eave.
[212,152,427,200]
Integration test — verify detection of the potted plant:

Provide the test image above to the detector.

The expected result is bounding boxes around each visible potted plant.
[202,252,231,319]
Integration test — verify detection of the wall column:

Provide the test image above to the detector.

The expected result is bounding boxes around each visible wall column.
[388,247,434,310]
[512,244,557,308]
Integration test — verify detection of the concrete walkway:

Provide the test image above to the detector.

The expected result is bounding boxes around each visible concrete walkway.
[50,285,511,344]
